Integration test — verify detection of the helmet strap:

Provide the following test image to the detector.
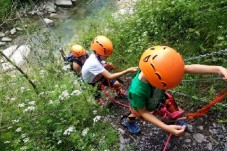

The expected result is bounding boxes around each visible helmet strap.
[93,51,102,63]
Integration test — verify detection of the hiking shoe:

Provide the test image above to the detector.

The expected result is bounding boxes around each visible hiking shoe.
[122,117,141,134]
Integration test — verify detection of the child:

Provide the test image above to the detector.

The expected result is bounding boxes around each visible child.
[65,44,89,74]
[123,45,227,136]
[81,35,138,104]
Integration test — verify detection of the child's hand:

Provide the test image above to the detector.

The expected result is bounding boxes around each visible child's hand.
[218,67,227,81]
[127,67,138,73]
[168,125,186,136]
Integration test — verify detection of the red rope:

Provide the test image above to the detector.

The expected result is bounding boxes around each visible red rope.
[101,84,129,108]
[186,89,227,120]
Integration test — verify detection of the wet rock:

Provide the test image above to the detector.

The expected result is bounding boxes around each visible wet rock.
[207,142,213,150]
[43,18,54,25]
[0,41,6,46]
[0,32,5,37]
[55,0,73,7]
[185,139,191,143]
[16,27,22,31]
[50,13,61,19]
[2,37,12,42]
[10,28,17,35]
[2,45,18,57]
[197,125,204,131]
[10,45,31,67]
[45,1,57,13]
[193,133,205,143]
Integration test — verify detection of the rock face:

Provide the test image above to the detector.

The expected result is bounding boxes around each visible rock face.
[1,45,31,72]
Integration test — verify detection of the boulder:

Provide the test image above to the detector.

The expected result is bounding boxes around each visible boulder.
[55,0,73,7]
[10,45,31,67]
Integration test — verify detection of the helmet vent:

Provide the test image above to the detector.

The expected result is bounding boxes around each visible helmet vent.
[150,63,155,71]
[143,55,151,62]
[161,82,167,87]
[152,55,158,60]
[155,72,161,80]
[104,48,107,55]
[163,47,167,50]
[150,47,155,50]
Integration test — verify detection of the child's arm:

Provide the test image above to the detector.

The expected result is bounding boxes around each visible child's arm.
[185,64,227,81]
[138,108,186,136]
[101,66,138,80]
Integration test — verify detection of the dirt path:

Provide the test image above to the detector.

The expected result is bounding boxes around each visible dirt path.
[104,88,227,151]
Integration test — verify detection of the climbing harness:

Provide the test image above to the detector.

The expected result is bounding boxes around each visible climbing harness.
[163,89,227,151]
[157,92,184,120]
[99,63,130,107]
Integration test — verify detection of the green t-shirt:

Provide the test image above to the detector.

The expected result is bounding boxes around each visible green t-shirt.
[128,71,166,111]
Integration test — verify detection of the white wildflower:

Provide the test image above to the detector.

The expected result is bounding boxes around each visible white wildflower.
[38,92,44,96]
[49,100,54,104]
[63,126,74,135]
[18,103,25,108]
[23,106,35,112]
[20,146,28,151]
[81,128,89,136]
[40,70,46,77]
[57,140,62,144]
[7,126,12,129]
[71,90,81,96]
[21,87,25,93]
[217,36,224,40]
[93,110,97,115]
[4,141,10,144]
[28,101,35,105]
[93,116,101,123]
[59,90,70,100]
[11,98,16,101]
[12,119,20,124]
[62,64,71,71]
[16,127,22,132]
[11,75,16,78]
[23,137,29,143]
[73,80,78,86]
[21,134,26,138]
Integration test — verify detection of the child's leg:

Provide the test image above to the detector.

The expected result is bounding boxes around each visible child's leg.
[122,107,141,134]
[112,81,127,97]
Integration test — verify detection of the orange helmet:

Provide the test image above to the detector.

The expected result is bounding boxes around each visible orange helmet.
[91,35,113,56]
[71,44,86,58]
[139,46,185,90]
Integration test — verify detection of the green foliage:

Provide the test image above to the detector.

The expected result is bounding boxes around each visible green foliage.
[0,67,119,150]
[0,0,11,19]
[76,0,227,112]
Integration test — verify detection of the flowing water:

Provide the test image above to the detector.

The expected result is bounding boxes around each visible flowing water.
[50,0,115,47]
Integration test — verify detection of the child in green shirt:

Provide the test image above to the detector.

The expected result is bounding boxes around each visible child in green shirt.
[123,46,227,136]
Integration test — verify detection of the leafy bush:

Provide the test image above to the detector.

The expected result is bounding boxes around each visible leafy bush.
[0,0,11,19]
[0,66,119,150]
[76,0,227,109]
